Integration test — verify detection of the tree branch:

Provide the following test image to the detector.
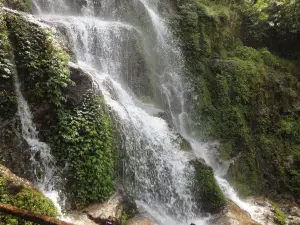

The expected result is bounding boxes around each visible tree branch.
[0,203,75,225]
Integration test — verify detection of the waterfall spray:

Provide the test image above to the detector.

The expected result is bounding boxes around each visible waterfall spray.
[29,0,266,224]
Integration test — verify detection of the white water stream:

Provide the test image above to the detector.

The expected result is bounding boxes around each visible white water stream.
[11,58,63,215]
[16,0,268,224]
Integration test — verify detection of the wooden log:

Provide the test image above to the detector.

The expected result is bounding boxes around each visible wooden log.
[0,203,75,225]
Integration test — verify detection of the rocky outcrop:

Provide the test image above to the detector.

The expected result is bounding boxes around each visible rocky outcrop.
[0,165,58,223]
[214,201,259,225]
[126,216,155,225]
[191,159,226,214]
[1,0,31,12]
[0,6,34,182]
[0,164,35,190]
[0,8,94,182]
[67,190,137,225]
[173,0,300,202]
[65,62,94,107]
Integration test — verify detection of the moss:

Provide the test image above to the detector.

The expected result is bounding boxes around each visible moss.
[272,202,287,225]
[5,13,73,107]
[51,91,115,209]
[192,160,226,214]
[0,9,16,120]
[174,0,300,201]
[1,10,116,210]
[0,175,58,225]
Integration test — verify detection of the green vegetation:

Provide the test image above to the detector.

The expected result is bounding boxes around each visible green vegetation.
[0,9,16,120]
[52,91,114,208]
[174,0,300,199]
[120,212,129,225]
[243,0,300,59]
[5,13,73,107]
[0,176,58,225]
[272,202,287,225]
[119,196,137,225]
[1,10,116,209]
[192,160,226,213]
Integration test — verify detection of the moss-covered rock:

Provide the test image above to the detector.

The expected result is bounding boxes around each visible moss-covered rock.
[272,202,287,225]
[191,159,226,214]
[0,165,58,225]
[5,12,73,107]
[51,91,115,209]
[0,8,34,181]
[174,0,300,201]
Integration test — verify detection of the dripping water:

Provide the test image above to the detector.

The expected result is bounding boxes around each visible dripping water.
[11,57,63,214]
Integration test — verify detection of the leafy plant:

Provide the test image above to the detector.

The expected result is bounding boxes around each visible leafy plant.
[5,13,73,107]
[0,176,58,225]
[52,91,115,208]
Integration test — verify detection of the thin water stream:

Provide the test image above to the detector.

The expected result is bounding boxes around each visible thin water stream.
[11,53,63,215]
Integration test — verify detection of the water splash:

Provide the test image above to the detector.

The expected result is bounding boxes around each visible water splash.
[77,61,197,223]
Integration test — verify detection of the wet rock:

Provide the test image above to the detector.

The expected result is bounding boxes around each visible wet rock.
[214,201,259,225]
[273,200,300,225]
[290,206,300,217]
[0,165,58,218]
[125,216,155,225]
[0,165,36,190]
[178,134,192,152]
[0,118,35,182]
[67,190,137,225]
[153,111,168,121]
[52,24,77,62]
[84,190,124,220]
[66,62,94,107]
[191,159,226,214]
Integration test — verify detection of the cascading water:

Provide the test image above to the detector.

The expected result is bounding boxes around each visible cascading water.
[30,0,265,224]
[40,12,202,225]
[137,1,267,223]
[11,57,63,214]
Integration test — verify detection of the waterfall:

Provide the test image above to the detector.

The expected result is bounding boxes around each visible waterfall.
[136,1,266,223]
[30,0,265,224]
[11,57,63,214]
[42,14,202,224]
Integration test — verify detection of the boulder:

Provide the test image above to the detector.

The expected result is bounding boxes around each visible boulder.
[66,62,94,107]
[214,201,259,225]
[191,159,227,214]
[126,216,155,225]
[67,189,137,225]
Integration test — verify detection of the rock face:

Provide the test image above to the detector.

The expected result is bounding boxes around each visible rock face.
[0,9,93,183]
[0,6,34,182]
[174,0,300,202]
[214,201,259,225]
[0,165,58,223]
[191,159,226,214]
[126,216,156,225]
[0,7,115,210]
[65,62,94,107]
[0,165,36,190]
[84,191,124,220]
[67,190,137,225]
